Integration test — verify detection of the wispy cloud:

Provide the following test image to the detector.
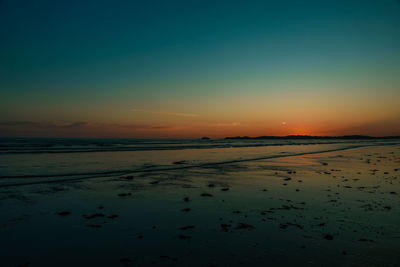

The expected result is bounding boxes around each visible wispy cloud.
[0,121,184,137]
[0,121,90,128]
[216,122,241,127]
[132,109,199,117]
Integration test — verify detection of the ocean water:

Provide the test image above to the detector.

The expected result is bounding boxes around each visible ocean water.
[0,137,397,187]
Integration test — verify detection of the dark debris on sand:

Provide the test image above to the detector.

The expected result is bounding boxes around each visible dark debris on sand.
[56,211,71,216]
[179,225,195,230]
[173,160,188,165]
[279,222,303,230]
[118,193,132,197]
[235,223,255,230]
[87,224,102,228]
[83,213,105,219]
[221,224,232,232]
[358,238,375,242]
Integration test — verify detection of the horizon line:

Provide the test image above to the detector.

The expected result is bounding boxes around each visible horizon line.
[1,134,400,140]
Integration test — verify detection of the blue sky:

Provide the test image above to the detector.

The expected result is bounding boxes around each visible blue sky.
[1,0,399,137]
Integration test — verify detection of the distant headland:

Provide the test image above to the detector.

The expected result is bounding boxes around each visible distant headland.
[224,135,400,140]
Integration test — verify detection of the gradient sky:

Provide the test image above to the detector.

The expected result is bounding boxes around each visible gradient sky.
[1,0,400,138]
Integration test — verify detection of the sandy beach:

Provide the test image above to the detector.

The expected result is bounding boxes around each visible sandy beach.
[0,140,399,266]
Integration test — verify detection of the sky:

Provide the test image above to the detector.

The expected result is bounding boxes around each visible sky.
[1,0,399,138]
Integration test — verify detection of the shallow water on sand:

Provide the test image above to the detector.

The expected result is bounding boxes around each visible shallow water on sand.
[0,139,399,266]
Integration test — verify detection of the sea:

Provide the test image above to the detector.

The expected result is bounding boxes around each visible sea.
[1,137,399,187]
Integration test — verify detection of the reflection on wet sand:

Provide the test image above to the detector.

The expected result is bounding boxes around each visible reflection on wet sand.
[0,144,399,266]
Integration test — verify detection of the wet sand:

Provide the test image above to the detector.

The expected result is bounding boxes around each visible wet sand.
[1,144,399,266]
